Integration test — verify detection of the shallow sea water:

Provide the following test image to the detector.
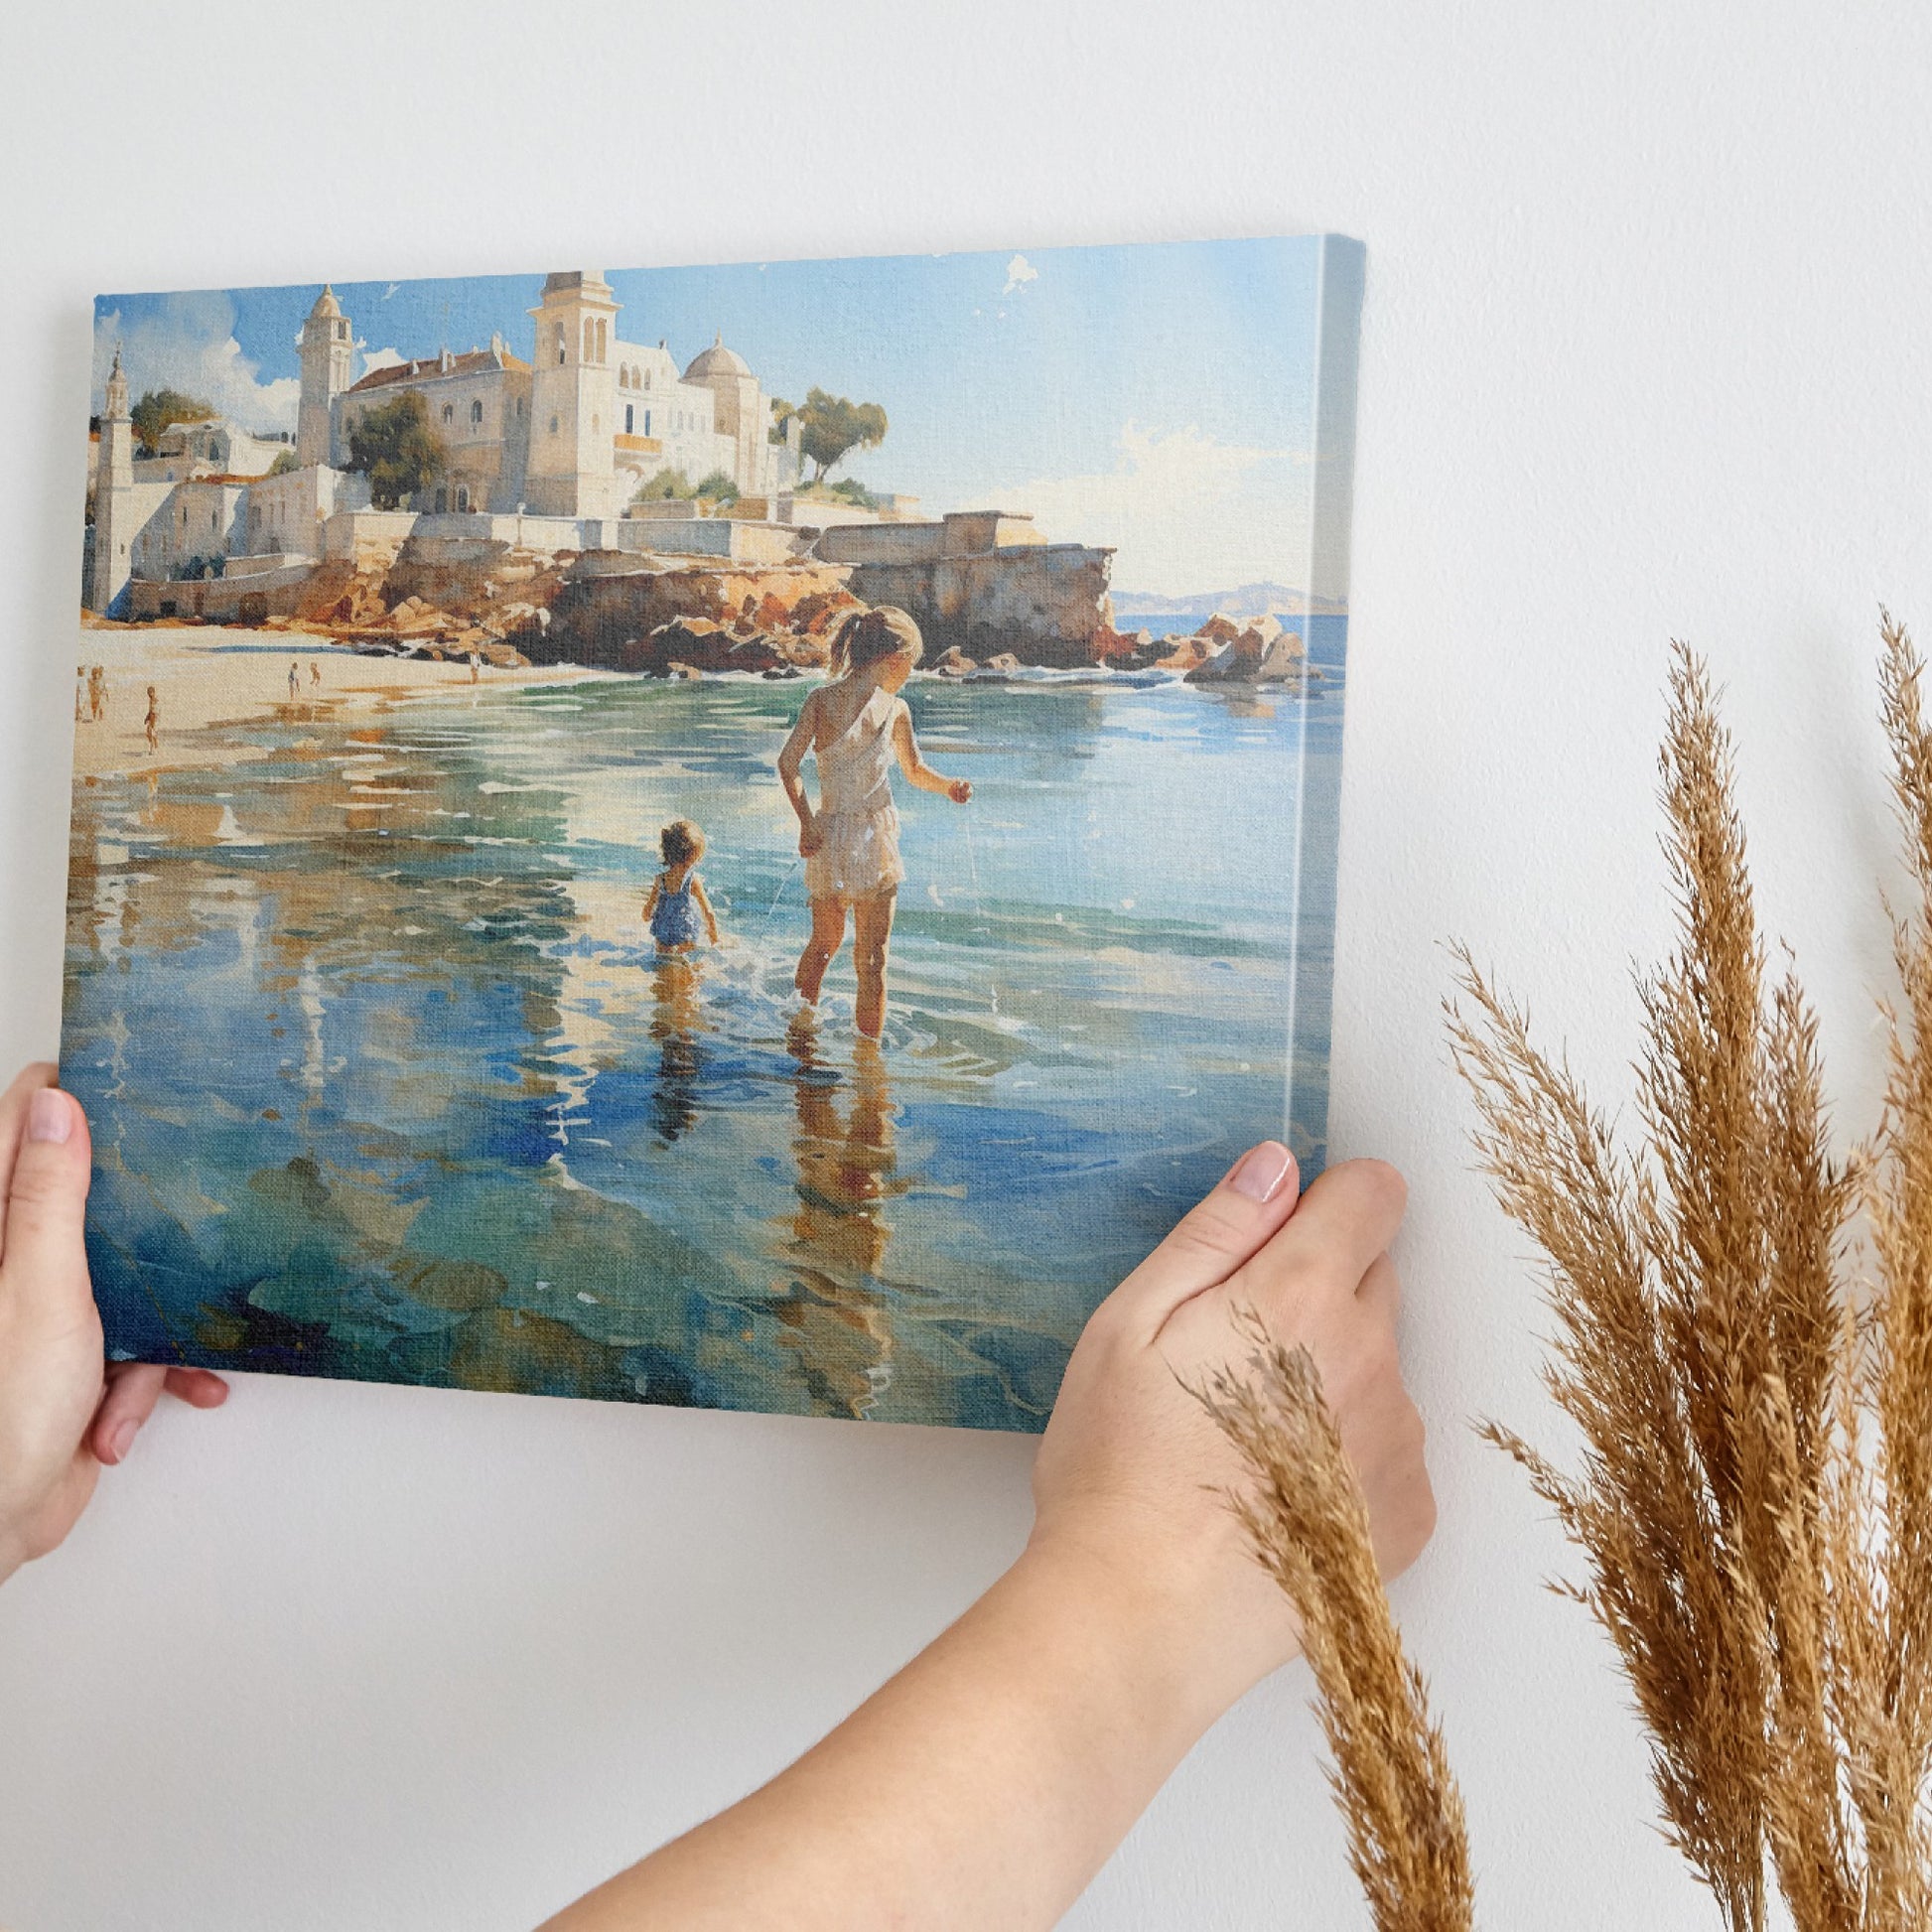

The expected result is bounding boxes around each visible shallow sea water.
[64,621,1344,1431]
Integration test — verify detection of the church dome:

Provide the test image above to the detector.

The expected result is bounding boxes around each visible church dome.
[684,332,751,381]
[309,284,344,320]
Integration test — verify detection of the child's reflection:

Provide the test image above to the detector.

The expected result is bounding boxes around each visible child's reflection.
[648,955,705,1144]
[775,1012,904,1417]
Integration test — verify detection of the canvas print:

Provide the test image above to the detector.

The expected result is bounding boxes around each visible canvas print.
[65,235,1363,1432]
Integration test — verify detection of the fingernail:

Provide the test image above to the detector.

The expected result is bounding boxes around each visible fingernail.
[107,1418,138,1463]
[27,1089,73,1146]
[1230,1142,1294,1202]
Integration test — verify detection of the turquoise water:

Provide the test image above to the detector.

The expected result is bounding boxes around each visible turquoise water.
[63,624,1344,1431]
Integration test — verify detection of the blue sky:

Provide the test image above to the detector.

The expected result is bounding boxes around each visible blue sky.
[93,237,1356,597]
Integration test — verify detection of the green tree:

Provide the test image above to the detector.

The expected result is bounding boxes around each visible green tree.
[268,449,300,476]
[345,390,446,509]
[767,395,796,446]
[632,467,697,502]
[828,478,879,510]
[131,388,215,457]
[694,469,740,503]
[795,387,888,483]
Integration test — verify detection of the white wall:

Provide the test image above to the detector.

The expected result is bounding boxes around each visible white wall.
[3,3,1929,1925]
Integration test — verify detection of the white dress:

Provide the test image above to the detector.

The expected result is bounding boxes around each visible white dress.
[806,683,905,902]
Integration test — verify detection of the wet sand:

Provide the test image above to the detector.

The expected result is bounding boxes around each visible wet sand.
[69,626,606,781]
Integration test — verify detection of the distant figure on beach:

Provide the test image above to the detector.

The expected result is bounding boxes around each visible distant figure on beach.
[468,653,482,684]
[73,672,84,724]
[287,660,301,706]
[87,665,105,723]
[642,818,721,956]
[309,661,322,690]
[778,607,972,1040]
[143,685,158,753]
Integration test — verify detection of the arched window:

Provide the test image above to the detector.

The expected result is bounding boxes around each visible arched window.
[643,368,651,389]
[549,415,559,435]
[442,403,454,424]
[583,318,596,362]
[471,399,483,427]
[624,403,633,434]
[456,485,471,511]
[644,409,651,435]
[596,318,607,360]
[555,324,567,365]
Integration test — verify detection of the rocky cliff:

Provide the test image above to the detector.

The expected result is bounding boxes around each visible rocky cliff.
[842,542,1116,671]
[518,558,863,674]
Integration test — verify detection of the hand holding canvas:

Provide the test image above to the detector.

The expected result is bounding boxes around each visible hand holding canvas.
[548,1143,1435,1932]
[0,1064,226,1584]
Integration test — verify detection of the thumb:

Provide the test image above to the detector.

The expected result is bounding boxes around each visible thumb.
[2,1086,95,1326]
[1100,1142,1301,1338]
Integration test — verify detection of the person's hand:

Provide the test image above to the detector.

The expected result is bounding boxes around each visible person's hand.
[0,1064,227,1584]
[948,779,972,804]
[797,816,824,857]
[1028,1145,1433,1722]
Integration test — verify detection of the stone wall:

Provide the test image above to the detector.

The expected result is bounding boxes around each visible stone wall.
[814,510,1051,567]
[125,559,319,624]
[610,517,801,566]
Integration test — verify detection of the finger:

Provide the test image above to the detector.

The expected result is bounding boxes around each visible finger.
[1235,1159,1408,1311]
[1106,1142,1301,1336]
[0,1062,60,1257]
[93,1362,168,1464]
[164,1366,230,1409]
[2,1085,94,1326]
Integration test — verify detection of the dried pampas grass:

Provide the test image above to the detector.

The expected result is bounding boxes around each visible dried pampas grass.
[1202,1316,1474,1932]
[1211,616,1932,1931]
[1447,616,1932,1929]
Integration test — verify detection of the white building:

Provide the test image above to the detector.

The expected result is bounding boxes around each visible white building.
[133,417,293,483]
[84,270,801,615]
[331,270,798,515]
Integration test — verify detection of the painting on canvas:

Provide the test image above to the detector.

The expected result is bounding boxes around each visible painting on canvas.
[65,235,1363,1431]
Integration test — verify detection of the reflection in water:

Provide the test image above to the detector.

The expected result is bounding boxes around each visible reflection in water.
[648,956,706,1144]
[63,639,1344,1431]
[777,1015,901,1418]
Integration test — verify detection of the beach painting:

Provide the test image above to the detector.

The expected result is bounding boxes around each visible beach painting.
[65,236,1363,1432]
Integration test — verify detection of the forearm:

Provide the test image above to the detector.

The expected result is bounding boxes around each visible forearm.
[543,1544,1228,1931]
[779,765,814,827]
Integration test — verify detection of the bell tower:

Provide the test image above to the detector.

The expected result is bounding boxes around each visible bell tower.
[88,346,136,614]
[524,271,619,519]
[297,285,353,469]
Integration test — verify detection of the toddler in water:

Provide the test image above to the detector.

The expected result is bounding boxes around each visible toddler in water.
[642,818,721,955]
[777,607,972,1039]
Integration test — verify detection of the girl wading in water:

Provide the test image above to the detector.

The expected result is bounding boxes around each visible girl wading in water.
[778,607,972,1039]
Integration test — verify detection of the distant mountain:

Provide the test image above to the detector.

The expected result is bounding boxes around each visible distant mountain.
[1110,581,1347,619]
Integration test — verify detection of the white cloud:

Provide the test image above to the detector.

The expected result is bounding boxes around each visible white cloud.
[358,344,405,375]
[93,292,301,434]
[992,424,1311,599]
[1002,253,1038,296]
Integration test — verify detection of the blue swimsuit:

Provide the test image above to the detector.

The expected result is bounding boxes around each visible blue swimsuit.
[650,870,703,948]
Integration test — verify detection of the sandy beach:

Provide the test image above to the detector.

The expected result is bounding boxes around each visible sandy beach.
[69,623,608,782]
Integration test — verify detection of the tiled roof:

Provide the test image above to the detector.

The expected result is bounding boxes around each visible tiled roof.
[345,347,531,394]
